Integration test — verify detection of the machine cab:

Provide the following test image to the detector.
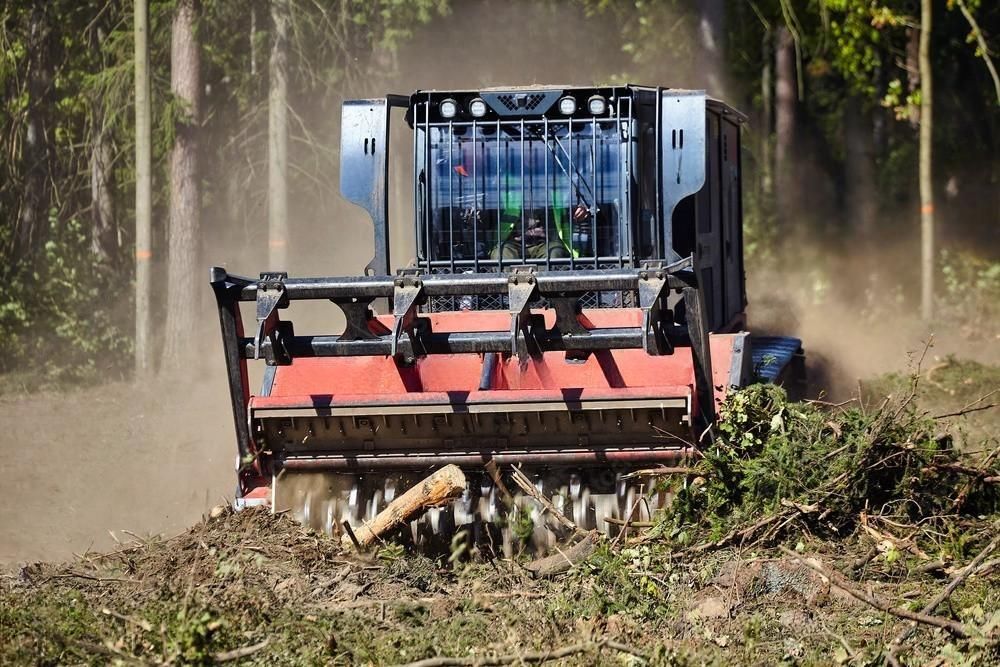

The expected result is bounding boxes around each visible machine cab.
[341,85,748,332]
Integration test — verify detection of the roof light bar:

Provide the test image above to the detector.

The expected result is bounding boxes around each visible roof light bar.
[588,95,607,115]
[439,98,458,119]
[468,98,487,118]
[558,96,577,115]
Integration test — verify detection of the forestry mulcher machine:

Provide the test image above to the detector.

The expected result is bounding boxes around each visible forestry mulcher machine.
[211,85,804,551]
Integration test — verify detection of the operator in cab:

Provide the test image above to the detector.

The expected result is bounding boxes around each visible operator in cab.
[490,204,589,261]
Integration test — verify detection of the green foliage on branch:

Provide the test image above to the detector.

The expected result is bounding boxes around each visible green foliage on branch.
[660,381,999,550]
[0,213,131,386]
[1,0,448,383]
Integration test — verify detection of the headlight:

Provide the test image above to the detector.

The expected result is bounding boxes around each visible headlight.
[439,98,458,119]
[588,95,607,115]
[468,98,487,118]
[558,96,577,115]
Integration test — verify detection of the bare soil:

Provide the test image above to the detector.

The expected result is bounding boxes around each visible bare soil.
[0,371,233,566]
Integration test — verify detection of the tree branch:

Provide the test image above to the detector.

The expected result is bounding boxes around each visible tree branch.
[780,547,969,638]
[394,639,647,667]
[955,0,1000,106]
[886,533,1000,665]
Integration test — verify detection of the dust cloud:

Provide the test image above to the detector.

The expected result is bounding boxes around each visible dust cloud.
[748,232,1000,400]
[5,0,985,566]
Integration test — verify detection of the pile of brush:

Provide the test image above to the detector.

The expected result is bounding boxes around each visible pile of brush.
[653,374,999,555]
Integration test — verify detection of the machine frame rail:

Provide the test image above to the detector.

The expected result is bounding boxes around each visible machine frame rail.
[210,260,717,464]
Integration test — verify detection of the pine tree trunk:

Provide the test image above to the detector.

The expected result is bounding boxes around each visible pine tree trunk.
[774,26,795,230]
[268,0,289,270]
[919,0,934,320]
[760,29,773,204]
[844,97,876,239]
[162,0,202,370]
[16,5,53,261]
[697,0,726,96]
[134,0,153,377]
[90,21,117,266]
[90,125,116,264]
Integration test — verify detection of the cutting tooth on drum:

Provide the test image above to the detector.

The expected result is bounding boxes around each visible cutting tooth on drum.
[272,468,671,554]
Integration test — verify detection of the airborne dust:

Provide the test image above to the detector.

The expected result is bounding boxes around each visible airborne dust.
[1,0,996,566]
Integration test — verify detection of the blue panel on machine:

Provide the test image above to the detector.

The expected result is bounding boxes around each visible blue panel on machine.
[750,336,802,382]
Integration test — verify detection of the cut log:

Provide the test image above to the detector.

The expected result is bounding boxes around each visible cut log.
[341,464,466,550]
[524,531,600,579]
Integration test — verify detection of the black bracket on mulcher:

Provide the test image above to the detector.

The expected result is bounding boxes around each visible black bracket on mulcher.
[507,266,543,366]
[254,272,293,366]
[391,269,429,362]
[638,262,674,356]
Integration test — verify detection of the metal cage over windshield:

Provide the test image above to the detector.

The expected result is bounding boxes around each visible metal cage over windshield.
[412,96,643,275]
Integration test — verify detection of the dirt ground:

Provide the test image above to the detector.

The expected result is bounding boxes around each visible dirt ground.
[1,320,996,569]
[0,368,234,566]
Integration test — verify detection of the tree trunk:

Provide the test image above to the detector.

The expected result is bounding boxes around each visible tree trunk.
[16,5,53,261]
[774,26,796,229]
[906,26,921,127]
[250,4,258,78]
[919,0,934,320]
[268,0,289,270]
[134,0,153,378]
[90,21,117,266]
[162,0,202,370]
[90,124,117,264]
[760,29,773,204]
[844,97,876,240]
[697,0,726,96]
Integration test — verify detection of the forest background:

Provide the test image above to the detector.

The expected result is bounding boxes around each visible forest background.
[1,0,997,386]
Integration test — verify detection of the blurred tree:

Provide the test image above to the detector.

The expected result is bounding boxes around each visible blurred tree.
[135,0,153,378]
[268,0,289,270]
[774,24,796,232]
[162,0,202,369]
[919,0,934,319]
[15,5,53,261]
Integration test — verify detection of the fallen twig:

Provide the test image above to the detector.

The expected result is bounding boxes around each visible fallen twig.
[214,639,270,662]
[393,638,647,666]
[952,445,1000,512]
[886,533,1000,665]
[604,517,654,528]
[933,402,998,420]
[341,520,363,551]
[70,638,154,665]
[484,460,514,509]
[101,607,153,632]
[851,545,880,572]
[611,493,646,549]
[688,512,785,553]
[43,570,133,584]
[925,462,1000,484]
[860,512,931,560]
[509,466,578,534]
[779,547,969,638]
[618,466,697,479]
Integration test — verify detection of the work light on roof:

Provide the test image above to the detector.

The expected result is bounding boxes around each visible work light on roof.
[439,98,458,119]
[558,95,577,115]
[468,98,487,118]
[588,95,607,115]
